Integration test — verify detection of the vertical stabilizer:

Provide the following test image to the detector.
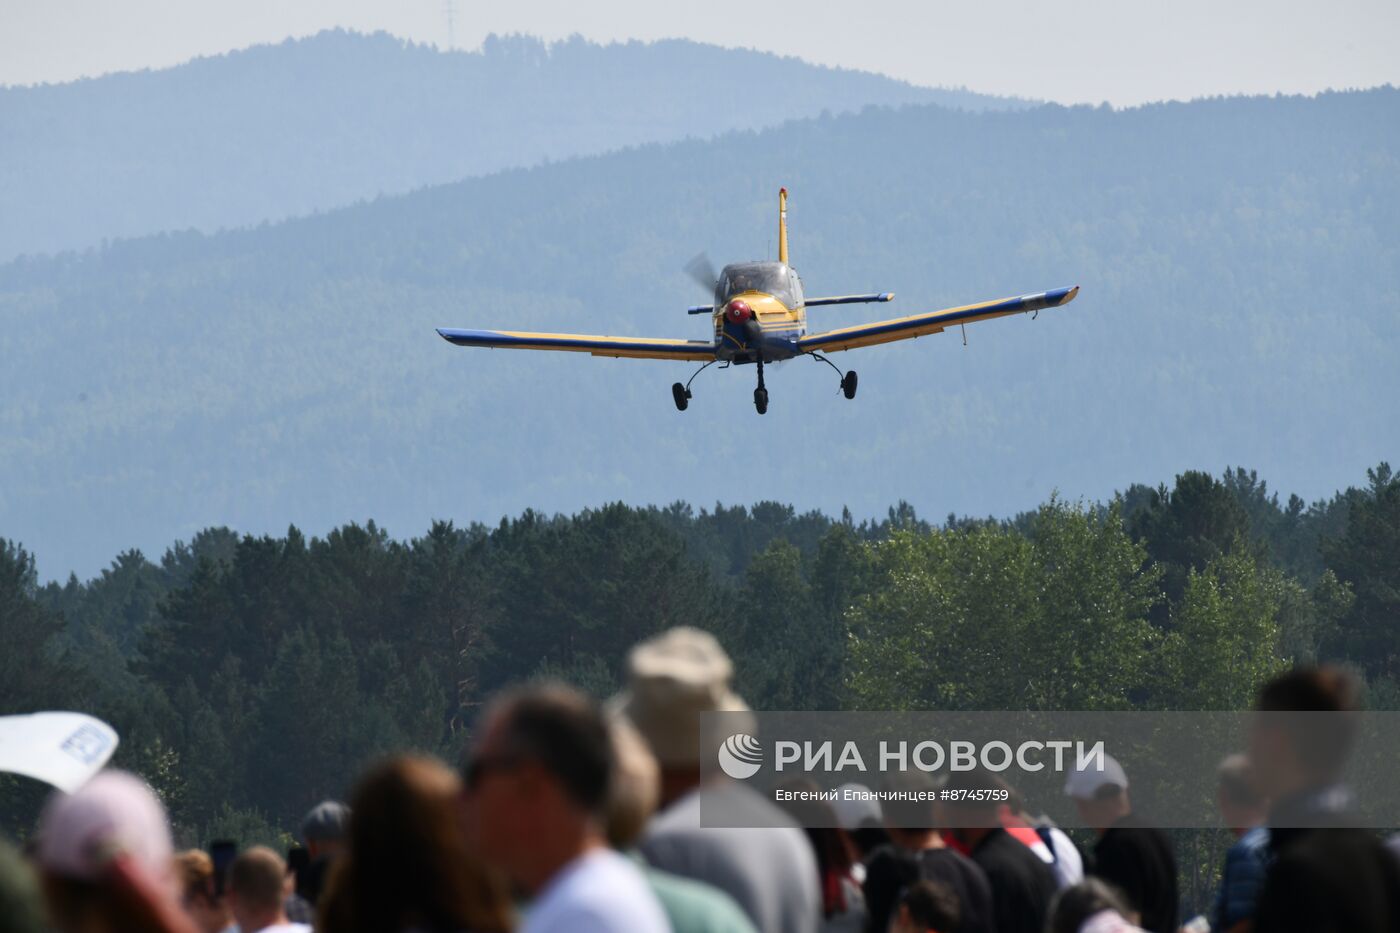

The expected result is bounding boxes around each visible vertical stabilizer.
[778,187,789,265]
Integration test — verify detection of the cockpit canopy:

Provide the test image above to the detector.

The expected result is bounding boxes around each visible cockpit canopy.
[715,262,804,311]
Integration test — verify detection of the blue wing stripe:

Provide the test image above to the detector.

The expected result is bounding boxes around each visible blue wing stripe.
[799,286,1078,351]
[436,328,715,358]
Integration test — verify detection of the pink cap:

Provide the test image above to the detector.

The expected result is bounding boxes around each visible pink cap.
[36,770,173,884]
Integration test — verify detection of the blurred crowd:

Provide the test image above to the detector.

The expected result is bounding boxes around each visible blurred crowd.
[3,627,1399,933]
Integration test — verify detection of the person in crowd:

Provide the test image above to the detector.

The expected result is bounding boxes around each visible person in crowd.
[297,799,349,908]
[1210,753,1269,932]
[830,785,890,862]
[1063,754,1177,933]
[226,847,308,933]
[609,626,821,933]
[1047,878,1145,933]
[943,770,1057,933]
[173,850,235,933]
[999,786,1082,890]
[863,770,993,933]
[1249,666,1400,933]
[318,754,511,933]
[35,770,196,933]
[608,716,759,933]
[774,780,867,933]
[889,879,961,933]
[461,683,668,933]
[0,839,47,933]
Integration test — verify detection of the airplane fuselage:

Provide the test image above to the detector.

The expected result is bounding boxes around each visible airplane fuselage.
[712,260,807,364]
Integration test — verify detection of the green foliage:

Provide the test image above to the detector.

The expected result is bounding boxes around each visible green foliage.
[479,505,725,695]
[846,498,1161,710]
[0,540,88,713]
[1320,463,1400,678]
[1154,551,1290,709]
[195,803,294,853]
[2,463,1398,843]
[727,540,847,710]
[1127,471,1252,616]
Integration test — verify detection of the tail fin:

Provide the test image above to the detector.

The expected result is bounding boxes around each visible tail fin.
[778,187,789,265]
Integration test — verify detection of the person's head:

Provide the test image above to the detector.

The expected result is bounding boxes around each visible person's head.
[891,879,961,933]
[225,846,287,933]
[300,800,350,861]
[605,718,660,850]
[319,756,509,933]
[1049,878,1139,933]
[830,783,889,859]
[1064,753,1131,834]
[880,769,944,848]
[608,627,752,806]
[462,683,614,894]
[173,849,231,933]
[941,768,1005,850]
[1249,665,1360,799]
[1215,753,1266,834]
[36,770,184,933]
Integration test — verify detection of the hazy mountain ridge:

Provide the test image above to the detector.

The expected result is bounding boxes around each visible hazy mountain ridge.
[0,29,1025,260]
[2,88,1397,578]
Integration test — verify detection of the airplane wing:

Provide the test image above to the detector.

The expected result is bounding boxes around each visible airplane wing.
[803,292,895,307]
[798,286,1079,353]
[436,328,714,361]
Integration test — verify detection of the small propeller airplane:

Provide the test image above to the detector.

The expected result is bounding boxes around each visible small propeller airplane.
[437,188,1079,414]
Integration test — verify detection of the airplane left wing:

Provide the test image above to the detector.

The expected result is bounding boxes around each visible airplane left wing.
[437,328,714,361]
[798,286,1079,353]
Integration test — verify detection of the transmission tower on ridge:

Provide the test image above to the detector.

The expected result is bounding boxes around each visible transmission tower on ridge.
[444,0,458,50]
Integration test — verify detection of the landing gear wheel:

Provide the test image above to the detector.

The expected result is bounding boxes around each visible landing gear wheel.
[841,370,858,400]
[671,382,689,411]
[754,387,768,415]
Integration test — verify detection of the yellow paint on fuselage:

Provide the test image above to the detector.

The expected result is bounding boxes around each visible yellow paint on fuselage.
[713,290,806,342]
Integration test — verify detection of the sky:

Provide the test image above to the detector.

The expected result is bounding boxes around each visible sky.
[2,0,1397,106]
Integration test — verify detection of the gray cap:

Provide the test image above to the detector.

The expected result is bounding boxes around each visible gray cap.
[300,800,350,843]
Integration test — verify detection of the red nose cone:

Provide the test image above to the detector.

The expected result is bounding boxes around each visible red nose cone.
[725,299,752,325]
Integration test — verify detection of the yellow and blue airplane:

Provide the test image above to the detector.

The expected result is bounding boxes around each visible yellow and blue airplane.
[437,188,1079,414]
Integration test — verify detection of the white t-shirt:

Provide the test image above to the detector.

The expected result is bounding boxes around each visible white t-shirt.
[1043,825,1085,889]
[523,847,669,933]
[248,925,309,933]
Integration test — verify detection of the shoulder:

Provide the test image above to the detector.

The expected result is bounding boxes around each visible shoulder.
[530,853,668,933]
[644,868,759,933]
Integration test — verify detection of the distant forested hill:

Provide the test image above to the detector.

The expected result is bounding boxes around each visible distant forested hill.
[0,30,1022,260]
[2,88,1397,578]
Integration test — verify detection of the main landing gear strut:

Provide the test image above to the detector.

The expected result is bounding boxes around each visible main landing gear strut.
[672,359,719,411]
[808,351,858,400]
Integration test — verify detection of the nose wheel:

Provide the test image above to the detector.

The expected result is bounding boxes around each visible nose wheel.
[754,358,769,414]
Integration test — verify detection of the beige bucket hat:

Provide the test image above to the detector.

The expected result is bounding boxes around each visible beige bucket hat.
[609,627,754,766]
